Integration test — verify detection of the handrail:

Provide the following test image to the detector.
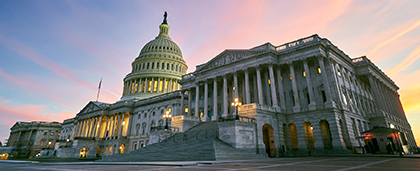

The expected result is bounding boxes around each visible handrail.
[150,126,179,132]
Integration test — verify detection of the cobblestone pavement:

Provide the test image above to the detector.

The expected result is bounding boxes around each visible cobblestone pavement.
[1,157,419,171]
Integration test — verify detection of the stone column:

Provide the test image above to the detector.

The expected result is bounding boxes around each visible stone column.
[150,77,155,92]
[223,76,228,117]
[268,65,279,108]
[188,88,192,116]
[368,75,383,112]
[318,57,335,107]
[233,73,239,98]
[80,119,86,137]
[276,67,286,109]
[212,78,219,121]
[303,59,316,110]
[244,70,251,104]
[102,116,108,138]
[96,116,102,138]
[119,113,125,138]
[195,84,200,118]
[289,62,300,112]
[144,78,149,93]
[73,122,79,138]
[256,67,264,105]
[109,115,115,139]
[89,118,95,137]
[180,91,185,115]
[116,114,121,137]
[312,121,323,148]
[295,122,307,149]
[87,118,93,137]
[203,82,209,121]
[173,79,177,92]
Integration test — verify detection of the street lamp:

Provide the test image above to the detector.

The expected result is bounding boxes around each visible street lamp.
[163,110,172,129]
[231,97,242,119]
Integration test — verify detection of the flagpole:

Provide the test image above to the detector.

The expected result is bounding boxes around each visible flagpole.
[96,78,102,102]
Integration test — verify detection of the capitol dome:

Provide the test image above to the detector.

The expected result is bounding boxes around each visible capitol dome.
[121,12,187,101]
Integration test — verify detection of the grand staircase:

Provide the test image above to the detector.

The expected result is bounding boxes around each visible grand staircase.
[97,121,264,162]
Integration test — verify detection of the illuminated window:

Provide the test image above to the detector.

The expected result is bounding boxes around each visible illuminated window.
[171,82,174,92]
[281,76,283,81]
[148,81,152,91]
[343,73,347,79]
[303,71,306,77]
[51,132,54,136]
[153,81,157,91]
[317,67,321,74]
[289,73,292,80]
[40,141,44,146]
[185,108,188,113]
[143,81,146,92]
[165,81,168,90]
[48,141,52,147]
[134,83,138,92]
[168,108,171,113]
[337,68,341,76]
[58,133,60,136]
[159,81,163,92]
[268,79,271,84]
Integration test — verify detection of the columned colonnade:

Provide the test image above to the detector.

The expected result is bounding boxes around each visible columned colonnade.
[123,77,180,95]
[181,56,333,120]
[71,112,130,140]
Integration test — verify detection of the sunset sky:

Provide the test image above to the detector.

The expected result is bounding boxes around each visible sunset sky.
[1,0,419,146]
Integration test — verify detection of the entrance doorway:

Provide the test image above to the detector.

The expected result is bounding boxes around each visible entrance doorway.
[79,148,88,158]
[263,124,277,157]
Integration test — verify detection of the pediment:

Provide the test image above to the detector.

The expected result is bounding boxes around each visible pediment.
[195,49,268,72]
[78,101,106,115]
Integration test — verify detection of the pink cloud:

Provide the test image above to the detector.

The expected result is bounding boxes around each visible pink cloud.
[0,32,96,91]
[387,44,420,76]
[366,19,420,57]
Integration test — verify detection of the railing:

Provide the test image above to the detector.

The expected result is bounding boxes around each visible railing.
[150,126,179,132]
[218,115,256,123]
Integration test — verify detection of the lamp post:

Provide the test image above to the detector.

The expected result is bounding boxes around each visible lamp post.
[231,97,242,119]
[163,110,172,130]
[390,124,403,156]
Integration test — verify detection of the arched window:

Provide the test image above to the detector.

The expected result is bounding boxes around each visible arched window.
[157,62,159,69]
[151,62,154,69]
[175,65,178,71]
[162,63,165,69]
[147,63,150,69]
[167,63,169,70]
[171,64,174,71]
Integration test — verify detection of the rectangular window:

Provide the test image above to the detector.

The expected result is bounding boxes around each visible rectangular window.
[134,83,138,92]
[268,79,271,84]
[159,81,163,92]
[289,74,292,80]
[171,82,174,92]
[303,71,306,77]
[165,81,168,90]
[317,67,321,74]
[185,108,188,113]
[143,81,146,92]
[40,141,44,146]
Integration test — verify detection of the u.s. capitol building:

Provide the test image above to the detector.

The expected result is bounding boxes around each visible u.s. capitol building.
[4,13,417,160]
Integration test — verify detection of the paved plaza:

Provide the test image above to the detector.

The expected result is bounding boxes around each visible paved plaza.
[1,156,420,171]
